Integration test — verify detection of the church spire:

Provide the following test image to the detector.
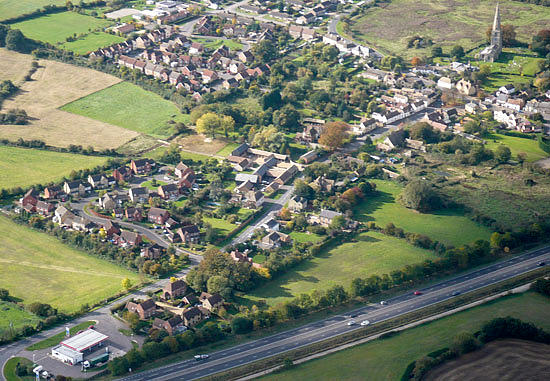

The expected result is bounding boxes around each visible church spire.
[493,3,501,32]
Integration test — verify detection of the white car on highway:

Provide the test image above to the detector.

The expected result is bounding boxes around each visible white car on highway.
[360,320,370,326]
[347,320,356,326]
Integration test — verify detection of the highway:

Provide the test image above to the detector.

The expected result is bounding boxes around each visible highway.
[119,246,550,381]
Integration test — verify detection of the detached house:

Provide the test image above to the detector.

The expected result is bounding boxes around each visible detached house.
[129,187,149,203]
[177,225,200,244]
[163,279,187,299]
[141,244,164,260]
[43,186,62,200]
[130,159,155,175]
[36,201,54,216]
[200,293,224,311]
[126,299,156,320]
[113,166,133,183]
[261,231,291,248]
[148,207,170,225]
[288,196,308,212]
[115,230,142,247]
[158,183,179,200]
[152,316,186,335]
[63,180,90,196]
[181,306,204,327]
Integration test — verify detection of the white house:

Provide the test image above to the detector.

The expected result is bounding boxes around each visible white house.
[437,77,453,90]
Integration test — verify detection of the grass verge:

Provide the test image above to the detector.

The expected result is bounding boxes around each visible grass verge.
[26,321,96,351]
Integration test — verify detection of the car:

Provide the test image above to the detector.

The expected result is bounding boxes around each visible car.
[538,261,546,266]
[380,301,388,305]
[360,320,370,326]
[194,354,209,361]
[349,313,358,318]
[451,291,460,296]
[347,320,356,326]
[413,291,422,295]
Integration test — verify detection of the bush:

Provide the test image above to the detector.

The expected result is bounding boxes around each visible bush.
[231,316,253,334]
[398,180,441,212]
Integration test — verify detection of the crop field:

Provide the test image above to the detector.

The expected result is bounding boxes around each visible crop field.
[0,216,141,313]
[355,180,492,247]
[0,48,34,84]
[0,50,137,149]
[260,292,550,381]
[0,0,65,21]
[61,31,124,55]
[0,301,41,331]
[347,0,550,58]
[245,231,437,306]
[11,11,113,47]
[61,82,190,139]
[0,146,108,190]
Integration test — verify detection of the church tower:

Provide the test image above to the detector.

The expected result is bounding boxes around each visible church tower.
[490,3,502,54]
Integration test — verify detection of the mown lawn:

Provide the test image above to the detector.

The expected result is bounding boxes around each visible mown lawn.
[244,231,437,306]
[355,180,492,247]
[288,231,324,244]
[0,216,141,313]
[191,37,243,51]
[0,146,108,190]
[3,357,34,381]
[0,301,41,331]
[216,143,240,157]
[61,82,190,139]
[260,292,550,381]
[485,133,548,162]
[61,31,124,55]
[203,217,238,236]
[11,11,113,45]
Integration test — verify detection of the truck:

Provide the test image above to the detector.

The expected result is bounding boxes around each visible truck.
[83,352,110,368]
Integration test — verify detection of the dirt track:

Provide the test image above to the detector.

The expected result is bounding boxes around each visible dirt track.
[424,339,550,381]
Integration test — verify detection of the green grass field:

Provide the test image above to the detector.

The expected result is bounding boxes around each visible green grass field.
[215,143,240,157]
[191,38,243,51]
[244,231,437,306]
[3,357,34,381]
[0,0,65,21]
[347,0,550,59]
[11,11,113,46]
[485,133,548,162]
[0,146,108,190]
[260,292,550,381]
[61,31,124,55]
[288,231,324,244]
[0,301,41,331]
[355,180,492,247]
[61,82,190,139]
[0,216,141,313]
[203,217,238,236]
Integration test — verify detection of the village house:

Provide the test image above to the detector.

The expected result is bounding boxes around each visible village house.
[63,180,90,197]
[113,166,133,183]
[125,207,143,222]
[130,159,155,175]
[152,316,186,335]
[163,279,188,300]
[181,306,205,327]
[244,190,265,209]
[316,209,343,227]
[43,186,62,200]
[148,207,170,225]
[158,183,180,200]
[177,225,201,244]
[126,299,156,320]
[288,196,308,212]
[261,230,291,248]
[115,230,142,247]
[129,187,149,203]
[101,220,120,237]
[35,200,54,216]
[310,175,335,193]
[141,244,164,260]
[199,292,224,311]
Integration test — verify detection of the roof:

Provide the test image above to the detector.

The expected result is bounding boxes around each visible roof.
[165,279,187,292]
[149,207,169,217]
[182,306,202,319]
[319,209,342,219]
[61,329,108,353]
[205,293,223,305]
[139,298,156,310]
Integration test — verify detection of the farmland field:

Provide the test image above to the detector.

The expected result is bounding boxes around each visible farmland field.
[0,146,108,190]
[11,11,113,47]
[0,0,65,21]
[260,292,550,381]
[0,48,33,84]
[245,231,437,306]
[485,133,548,162]
[0,50,137,149]
[0,216,141,313]
[61,31,124,55]
[61,82,190,138]
[355,180,492,247]
[346,0,550,58]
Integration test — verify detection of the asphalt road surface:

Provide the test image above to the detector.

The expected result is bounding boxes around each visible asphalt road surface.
[119,246,550,381]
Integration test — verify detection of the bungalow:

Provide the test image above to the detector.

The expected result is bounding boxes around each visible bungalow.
[200,293,224,311]
[177,225,200,244]
[152,316,186,335]
[126,299,156,320]
[131,159,156,175]
[261,231,291,248]
[148,207,170,225]
[129,187,149,203]
[163,279,187,299]
[158,183,179,200]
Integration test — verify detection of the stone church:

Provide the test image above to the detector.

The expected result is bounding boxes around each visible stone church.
[478,3,502,62]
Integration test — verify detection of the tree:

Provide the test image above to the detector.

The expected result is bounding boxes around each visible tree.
[431,46,443,57]
[329,215,346,230]
[409,122,440,143]
[207,275,233,299]
[318,121,349,151]
[221,115,235,138]
[5,29,26,52]
[410,57,422,67]
[495,145,511,163]
[196,112,221,138]
[260,89,283,110]
[0,25,9,47]
[252,39,278,62]
[532,29,550,57]
[122,277,133,290]
[398,180,441,212]
[231,316,253,334]
[273,104,300,132]
[450,45,465,59]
